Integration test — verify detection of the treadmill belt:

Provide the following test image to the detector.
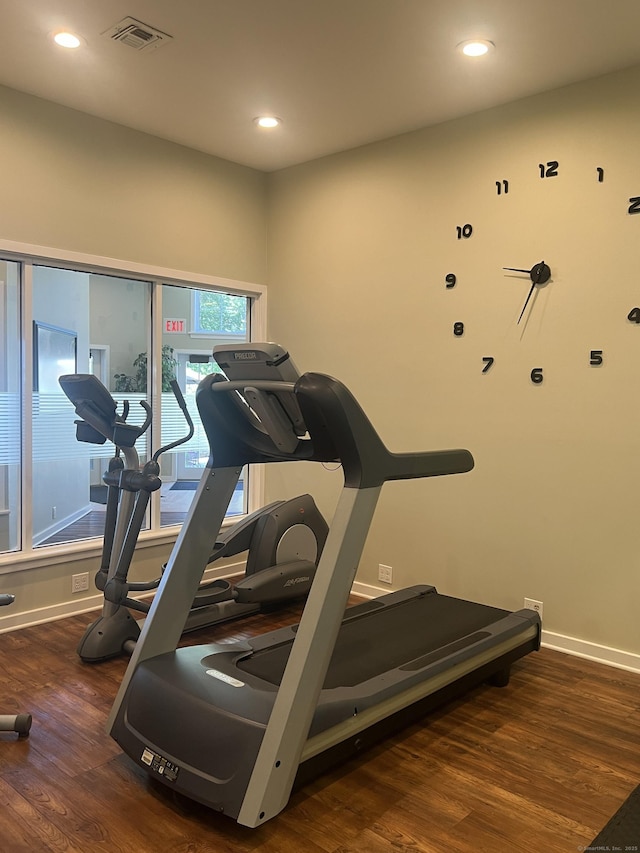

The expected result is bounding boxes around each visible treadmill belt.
[238,594,509,689]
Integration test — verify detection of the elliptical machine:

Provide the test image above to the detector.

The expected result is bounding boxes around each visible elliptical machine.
[59,373,328,663]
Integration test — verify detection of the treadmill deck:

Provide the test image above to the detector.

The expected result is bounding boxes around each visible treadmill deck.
[117,586,540,817]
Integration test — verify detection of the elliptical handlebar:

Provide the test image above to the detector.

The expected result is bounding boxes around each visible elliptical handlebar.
[152,379,195,462]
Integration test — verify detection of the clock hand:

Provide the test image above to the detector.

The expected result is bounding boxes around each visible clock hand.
[517,281,537,324]
[503,262,551,283]
[504,261,553,324]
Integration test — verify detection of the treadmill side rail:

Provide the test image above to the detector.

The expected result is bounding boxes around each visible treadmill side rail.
[301,622,540,763]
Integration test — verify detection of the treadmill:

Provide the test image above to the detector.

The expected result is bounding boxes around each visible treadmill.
[107,343,541,827]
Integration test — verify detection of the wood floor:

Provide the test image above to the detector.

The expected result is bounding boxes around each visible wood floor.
[1,601,639,852]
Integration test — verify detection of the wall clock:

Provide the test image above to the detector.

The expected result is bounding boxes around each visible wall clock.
[444,157,640,386]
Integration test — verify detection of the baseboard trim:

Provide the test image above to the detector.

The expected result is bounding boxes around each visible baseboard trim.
[352,581,393,599]
[0,561,245,634]
[541,630,640,675]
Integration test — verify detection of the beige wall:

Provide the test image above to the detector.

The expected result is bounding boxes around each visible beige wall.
[0,84,267,626]
[0,84,267,281]
[265,63,640,656]
[3,66,640,660]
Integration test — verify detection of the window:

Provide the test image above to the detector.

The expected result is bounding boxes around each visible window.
[30,268,152,548]
[192,290,247,336]
[160,284,250,526]
[0,261,21,553]
[0,245,264,563]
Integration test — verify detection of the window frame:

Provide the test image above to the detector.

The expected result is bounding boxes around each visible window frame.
[0,237,266,575]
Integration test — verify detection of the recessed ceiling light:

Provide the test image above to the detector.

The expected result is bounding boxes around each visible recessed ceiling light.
[458,39,494,57]
[53,31,82,49]
[254,116,282,129]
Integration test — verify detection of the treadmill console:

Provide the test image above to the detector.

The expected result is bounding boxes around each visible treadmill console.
[212,342,300,383]
[212,343,306,453]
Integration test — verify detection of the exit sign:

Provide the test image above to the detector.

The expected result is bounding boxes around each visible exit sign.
[164,318,186,333]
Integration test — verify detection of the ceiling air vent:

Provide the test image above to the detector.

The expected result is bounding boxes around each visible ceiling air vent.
[102,17,173,52]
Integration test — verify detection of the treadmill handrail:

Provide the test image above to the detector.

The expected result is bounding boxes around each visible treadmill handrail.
[197,371,474,488]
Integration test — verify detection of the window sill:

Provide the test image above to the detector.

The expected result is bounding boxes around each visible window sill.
[0,512,247,576]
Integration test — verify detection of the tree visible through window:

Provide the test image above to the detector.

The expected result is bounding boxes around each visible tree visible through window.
[193,291,247,335]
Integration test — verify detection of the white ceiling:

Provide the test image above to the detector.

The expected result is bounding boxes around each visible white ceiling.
[1,1,640,172]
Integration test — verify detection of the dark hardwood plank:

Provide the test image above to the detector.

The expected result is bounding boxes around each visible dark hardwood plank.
[2,601,640,852]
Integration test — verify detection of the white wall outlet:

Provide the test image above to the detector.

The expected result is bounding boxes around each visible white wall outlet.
[51,506,57,520]
[378,564,393,584]
[72,572,90,594]
[524,598,543,620]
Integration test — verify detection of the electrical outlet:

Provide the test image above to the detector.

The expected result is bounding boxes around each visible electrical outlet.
[72,572,90,594]
[524,597,543,620]
[51,506,57,520]
[378,564,393,584]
